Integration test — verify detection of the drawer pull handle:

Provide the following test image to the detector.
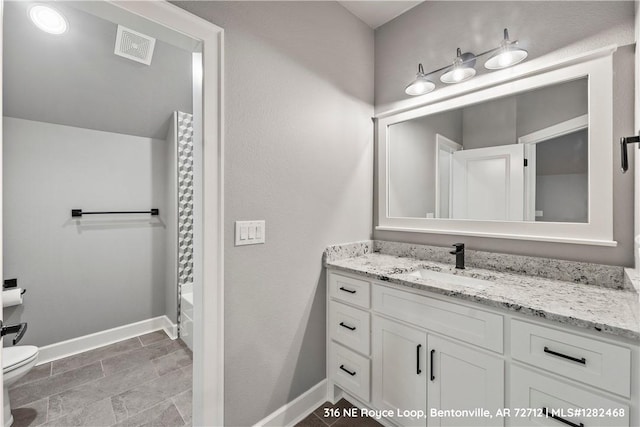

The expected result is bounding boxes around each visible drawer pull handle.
[544,347,586,365]
[339,365,356,376]
[339,286,356,294]
[430,349,435,381]
[542,407,584,427]
[416,344,422,374]
[339,322,356,331]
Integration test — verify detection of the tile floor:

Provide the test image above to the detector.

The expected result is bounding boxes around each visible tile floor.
[296,399,383,427]
[9,331,192,427]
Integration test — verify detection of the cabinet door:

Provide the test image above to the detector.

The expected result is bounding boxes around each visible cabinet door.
[372,316,427,427]
[428,335,504,427]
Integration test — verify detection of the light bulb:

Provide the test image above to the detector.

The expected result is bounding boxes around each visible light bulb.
[498,52,513,67]
[405,77,435,96]
[29,4,68,35]
[440,61,476,84]
[484,29,528,70]
[485,48,527,69]
[405,64,435,96]
[440,50,477,84]
[452,68,465,81]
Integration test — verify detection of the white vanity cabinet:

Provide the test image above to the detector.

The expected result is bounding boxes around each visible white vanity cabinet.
[509,320,632,427]
[327,270,506,426]
[427,335,504,427]
[326,268,639,427]
[371,285,505,427]
[327,272,372,402]
[372,317,427,426]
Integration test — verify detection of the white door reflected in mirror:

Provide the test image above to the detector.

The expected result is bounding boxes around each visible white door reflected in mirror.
[451,144,524,221]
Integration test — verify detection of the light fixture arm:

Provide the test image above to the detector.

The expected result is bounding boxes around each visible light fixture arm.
[418,44,516,78]
[408,28,525,92]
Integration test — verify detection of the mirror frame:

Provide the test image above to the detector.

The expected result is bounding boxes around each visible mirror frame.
[376,48,616,246]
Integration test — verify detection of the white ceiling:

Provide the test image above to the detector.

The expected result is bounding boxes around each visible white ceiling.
[3,1,193,139]
[338,1,424,29]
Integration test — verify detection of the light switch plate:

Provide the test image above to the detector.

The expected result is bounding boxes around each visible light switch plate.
[235,220,265,246]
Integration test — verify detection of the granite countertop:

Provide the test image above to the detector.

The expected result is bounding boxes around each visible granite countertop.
[326,252,640,342]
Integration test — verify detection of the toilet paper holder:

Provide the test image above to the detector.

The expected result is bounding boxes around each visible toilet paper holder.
[3,278,26,295]
[0,321,28,345]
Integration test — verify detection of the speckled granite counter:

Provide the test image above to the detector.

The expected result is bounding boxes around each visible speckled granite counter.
[324,242,640,342]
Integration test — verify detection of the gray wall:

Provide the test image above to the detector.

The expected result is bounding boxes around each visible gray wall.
[462,78,587,149]
[389,111,462,217]
[374,2,635,266]
[375,1,634,114]
[463,97,516,149]
[172,2,374,426]
[3,117,168,346]
[517,79,588,137]
[535,129,589,223]
[3,1,192,140]
[536,130,589,176]
[536,174,588,223]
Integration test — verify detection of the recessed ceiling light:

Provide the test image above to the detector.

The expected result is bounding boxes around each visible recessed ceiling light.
[29,4,68,35]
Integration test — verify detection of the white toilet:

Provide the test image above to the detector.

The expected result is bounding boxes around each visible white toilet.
[2,346,39,427]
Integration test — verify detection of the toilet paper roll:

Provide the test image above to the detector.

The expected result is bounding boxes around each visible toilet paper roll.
[3,288,24,307]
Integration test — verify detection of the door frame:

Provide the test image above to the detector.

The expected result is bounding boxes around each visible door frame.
[0,1,225,425]
[635,0,639,272]
[434,134,462,219]
[517,114,588,221]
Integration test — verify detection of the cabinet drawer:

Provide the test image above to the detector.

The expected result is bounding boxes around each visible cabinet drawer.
[372,284,503,352]
[329,342,370,402]
[510,365,629,427]
[329,301,370,355]
[329,272,370,308]
[511,320,631,397]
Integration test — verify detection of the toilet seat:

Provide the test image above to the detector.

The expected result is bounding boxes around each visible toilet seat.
[2,345,38,373]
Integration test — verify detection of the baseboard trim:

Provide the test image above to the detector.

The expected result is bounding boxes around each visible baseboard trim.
[37,315,178,365]
[161,316,179,340]
[253,380,328,427]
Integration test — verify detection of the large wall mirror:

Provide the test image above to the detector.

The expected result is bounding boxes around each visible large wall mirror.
[377,50,616,245]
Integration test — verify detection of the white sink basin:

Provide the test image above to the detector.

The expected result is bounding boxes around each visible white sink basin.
[408,269,491,289]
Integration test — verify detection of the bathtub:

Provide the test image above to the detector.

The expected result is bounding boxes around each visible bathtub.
[180,283,193,351]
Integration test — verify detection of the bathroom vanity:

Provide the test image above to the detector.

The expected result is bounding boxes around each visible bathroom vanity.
[332,38,640,427]
[324,242,640,427]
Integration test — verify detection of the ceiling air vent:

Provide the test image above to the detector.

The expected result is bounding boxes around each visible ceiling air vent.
[114,25,156,65]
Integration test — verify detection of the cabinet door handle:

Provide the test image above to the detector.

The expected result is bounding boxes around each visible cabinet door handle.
[429,348,436,381]
[339,322,356,331]
[339,286,356,294]
[416,344,422,374]
[430,349,435,381]
[544,346,586,365]
[542,408,584,427]
[339,365,356,376]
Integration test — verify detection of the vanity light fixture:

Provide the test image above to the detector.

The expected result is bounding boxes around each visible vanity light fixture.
[405,28,527,96]
[29,4,68,35]
[405,64,436,96]
[484,29,528,70]
[440,48,477,84]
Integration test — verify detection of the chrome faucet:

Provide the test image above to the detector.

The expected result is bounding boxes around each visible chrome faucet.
[450,243,465,269]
